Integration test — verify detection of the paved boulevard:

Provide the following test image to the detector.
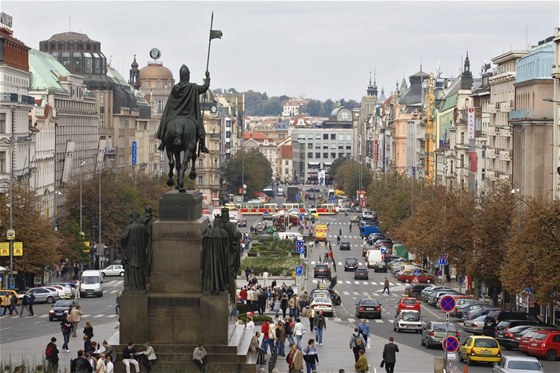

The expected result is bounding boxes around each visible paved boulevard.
[1,194,559,372]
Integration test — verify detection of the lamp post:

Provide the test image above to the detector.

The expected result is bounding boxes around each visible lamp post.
[79,161,85,235]
[7,123,14,289]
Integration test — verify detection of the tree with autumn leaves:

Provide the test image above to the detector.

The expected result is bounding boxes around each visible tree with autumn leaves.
[221,149,273,199]
[368,176,560,310]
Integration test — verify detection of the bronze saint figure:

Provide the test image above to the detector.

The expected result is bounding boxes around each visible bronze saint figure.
[120,211,149,294]
[201,215,230,294]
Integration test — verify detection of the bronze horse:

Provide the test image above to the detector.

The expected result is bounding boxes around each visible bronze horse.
[162,116,198,192]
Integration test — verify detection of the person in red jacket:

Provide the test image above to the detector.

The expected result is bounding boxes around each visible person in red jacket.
[239,287,248,303]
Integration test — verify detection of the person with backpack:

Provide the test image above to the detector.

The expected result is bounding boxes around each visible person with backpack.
[349,327,364,362]
[70,349,93,373]
[284,317,295,345]
[19,293,31,317]
[357,319,370,346]
[8,293,19,315]
[60,318,73,352]
[27,292,36,316]
[45,336,59,372]
[303,339,319,373]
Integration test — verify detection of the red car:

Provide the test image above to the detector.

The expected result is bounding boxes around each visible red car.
[396,296,421,313]
[527,330,560,361]
[397,270,435,284]
[520,329,554,354]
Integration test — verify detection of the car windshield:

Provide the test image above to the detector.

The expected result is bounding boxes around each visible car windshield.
[532,333,548,340]
[82,276,100,284]
[508,361,542,370]
[54,300,73,307]
[313,297,330,303]
[360,300,379,306]
[402,299,417,305]
[473,339,498,348]
[433,324,457,331]
[401,312,420,321]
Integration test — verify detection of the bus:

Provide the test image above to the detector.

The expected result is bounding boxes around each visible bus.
[318,203,337,215]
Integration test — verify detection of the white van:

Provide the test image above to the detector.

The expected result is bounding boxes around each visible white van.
[277,232,304,241]
[80,270,104,298]
[367,249,383,268]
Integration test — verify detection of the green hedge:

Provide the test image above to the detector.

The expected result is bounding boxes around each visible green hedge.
[239,312,272,323]
[241,256,304,276]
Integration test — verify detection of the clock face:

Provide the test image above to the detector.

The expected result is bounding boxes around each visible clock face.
[210,105,217,113]
[339,109,351,121]
[149,48,161,60]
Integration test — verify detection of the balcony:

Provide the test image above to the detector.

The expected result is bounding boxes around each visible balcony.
[0,93,35,105]
[486,149,496,159]
[499,151,511,161]
[509,109,534,120]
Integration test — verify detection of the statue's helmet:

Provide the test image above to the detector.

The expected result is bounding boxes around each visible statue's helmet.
[179,65,190,80]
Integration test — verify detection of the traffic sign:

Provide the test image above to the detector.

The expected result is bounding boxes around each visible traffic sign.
[413,269,422,276]
[295,240,304,254]
[442,336,459,353]
[380,247,387,254]
[440,295,456,313]
[295,265,303,276]
[6,229,15,240]
[131,140,137,166]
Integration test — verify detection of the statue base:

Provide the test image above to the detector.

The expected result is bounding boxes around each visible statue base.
[117,190,255,372]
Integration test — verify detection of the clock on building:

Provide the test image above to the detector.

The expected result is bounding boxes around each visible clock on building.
[149,48,161,61]
[210,104,217,113]
[338,109,352,121]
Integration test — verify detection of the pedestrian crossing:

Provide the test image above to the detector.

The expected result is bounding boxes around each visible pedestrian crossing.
[310,278,396,287]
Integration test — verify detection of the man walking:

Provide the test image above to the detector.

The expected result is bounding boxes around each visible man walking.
[358,319,370,346]
[60,317,73,352]
[303,339,319,373]
[69,305,83,337]
[382,336,399,373]
[19,293,31,317]
[313,310,326,345]
[349,327,365,362]
[382,277,390,294]
[45,336,59,372]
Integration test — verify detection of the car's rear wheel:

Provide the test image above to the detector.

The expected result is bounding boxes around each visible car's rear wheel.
[46,296,55,304]
[545,349,557,361]
[119,272,124,277]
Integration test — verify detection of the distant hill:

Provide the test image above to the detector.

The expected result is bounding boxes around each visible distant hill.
[214,88,359,116]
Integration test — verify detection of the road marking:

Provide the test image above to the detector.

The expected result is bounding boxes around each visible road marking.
[39,315,48,318]
[34,321,43,324]
[82,314,91,318]
[345,281,351,284]
[347,318,355,323]
[374,319,383,323]
[353,292,360,296]
[354,281,360,285]
[362,292,369,296]
[94,314,105,318]
[0,327,11,331]
[362,282,368,285]
[109,290,118,294]
[107,314,118,318]
[371,282,378,285]
[334,317,341,322]
[343,291,350,295]
[311,261,316,265]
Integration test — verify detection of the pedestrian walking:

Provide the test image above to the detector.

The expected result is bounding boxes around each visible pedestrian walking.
[280,294,288,319]
[358,319,370,346]
[349,328,364,362]
[303,339,319,373]
[382,277,390,294]
[294,318,306,350]
[382,336,399,373]
[312,311,326,345]
[95,353,106,373]
[354,349,368,373]
[287,343,303,373]
[349,223,352,232]
[260,320,275,354]
[336,235,341,245]
[83,320,94,340]
[27,292,36,315]
[276,320,287,357]
[8,293,19,315]
[285,317,295,345]
[192,344,208,373]
[115,292,121,314]
[45,336,59,372]
[70,305,83,337]
[1,292,11,316]
[60,318,73,352]
[306,307,314,332]
[19,293,32,317]
[122,342,140,373]
[338,229,342,237]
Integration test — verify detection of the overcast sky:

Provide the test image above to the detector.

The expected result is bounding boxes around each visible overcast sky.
[2,1,559,101]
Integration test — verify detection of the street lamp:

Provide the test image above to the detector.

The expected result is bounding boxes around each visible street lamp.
[79,161,85,235]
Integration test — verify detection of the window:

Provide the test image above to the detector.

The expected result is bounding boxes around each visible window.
[307,143,313,149]
[331,153,336,158]
[315,152,320,158]
[0,113,5,134]
[308,152,313,158]
[323,153,328,158]
[460,155,464,168]
[330,134,336,140]
[0,151,5,173]
[323,134,328,140]
[198,176,203,186]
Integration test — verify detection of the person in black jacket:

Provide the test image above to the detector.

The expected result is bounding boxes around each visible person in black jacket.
[45,336,59,372]
[382,336,399,373]
[70,350,93,373]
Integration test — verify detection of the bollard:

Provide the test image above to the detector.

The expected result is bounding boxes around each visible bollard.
[434,356,445,373]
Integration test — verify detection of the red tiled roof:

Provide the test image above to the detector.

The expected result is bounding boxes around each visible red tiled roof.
[242,132,274,141]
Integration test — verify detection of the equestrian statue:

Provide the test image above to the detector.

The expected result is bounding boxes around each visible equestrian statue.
[156,65,210,192]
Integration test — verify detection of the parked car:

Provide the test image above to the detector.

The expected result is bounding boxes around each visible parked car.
[44,285,71,299]
[519,328,559,353]
[310,296,334,317]
[482,310,535,336]
[396,296,421,313]
[463,315,488,334]
[404,284,432,299]
[464,307,496,321]
[313,264,331,279]
[492,356,543,373]
[46,282,76,297]
[454,303,493,320]
[384,255,401,264]
[101,264,125,277]
[350,215,360,223]
[428,290,460,307]
[344,257,358,271]
[494,320,540,337]
[495,324,548,350]
[354,268,369,280]
[237,219,247,227]
[49,299,79,321]
[339,241,351,251]
[372,261,388,273]
[393,310,422,333]
[397,270,435,283]
[19,287,60,304]
[526,330,560,361]
[421,321,460,349]
[355,299,382,319]
[458,336,502,366]
[420,286,451,302]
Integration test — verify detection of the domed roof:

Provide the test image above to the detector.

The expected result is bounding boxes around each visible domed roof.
[140,62,173,80]
[47,32,93,42]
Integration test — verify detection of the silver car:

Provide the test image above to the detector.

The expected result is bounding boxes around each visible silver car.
[19,287,61,304]
[101,264,125,277]
[394,310,422,333]
[462,315,487,334]
[492,355,543,373]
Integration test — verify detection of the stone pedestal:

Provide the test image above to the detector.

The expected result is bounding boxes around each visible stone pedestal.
[117,190,253,372]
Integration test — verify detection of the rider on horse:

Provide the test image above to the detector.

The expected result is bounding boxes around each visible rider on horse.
[156,64,210,154]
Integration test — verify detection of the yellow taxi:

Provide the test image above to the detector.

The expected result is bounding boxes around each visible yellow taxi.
[0,289,19,306]
[459,335,502,366]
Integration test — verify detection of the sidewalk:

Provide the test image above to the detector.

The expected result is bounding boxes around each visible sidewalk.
[1,320,119,372]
